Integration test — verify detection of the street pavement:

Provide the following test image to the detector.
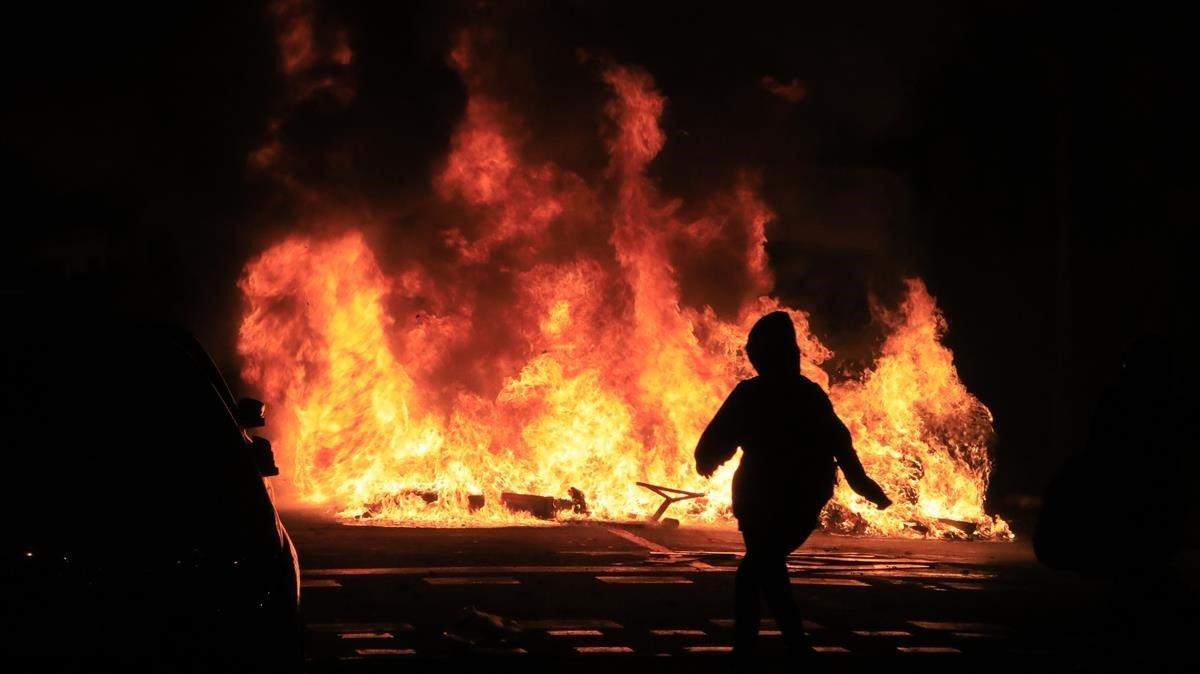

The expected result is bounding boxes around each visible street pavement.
[284,508,1118,672]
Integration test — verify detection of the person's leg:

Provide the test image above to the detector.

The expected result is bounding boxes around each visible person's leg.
[734,533,764,659]
[756,544,811,656]
[757,524,816,659]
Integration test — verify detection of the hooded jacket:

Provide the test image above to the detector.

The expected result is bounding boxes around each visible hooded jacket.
[694,312,887,533]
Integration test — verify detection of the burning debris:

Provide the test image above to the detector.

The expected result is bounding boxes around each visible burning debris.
[500,488,588,520]
[238,29,1011,539]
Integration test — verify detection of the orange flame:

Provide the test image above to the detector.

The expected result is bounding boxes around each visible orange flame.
[238,42,1010,538]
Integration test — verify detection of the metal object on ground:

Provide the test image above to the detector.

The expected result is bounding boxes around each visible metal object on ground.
[443,606,522,648]
[936,517,979,536]
[636,482,705,522]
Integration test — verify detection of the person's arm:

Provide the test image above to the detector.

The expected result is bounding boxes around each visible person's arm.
[695,384,745,478]
[822,393,891,509]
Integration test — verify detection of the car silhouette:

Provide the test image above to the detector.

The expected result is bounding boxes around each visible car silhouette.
[1,322,300,672]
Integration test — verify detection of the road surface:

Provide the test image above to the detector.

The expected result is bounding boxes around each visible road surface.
[284,508,1117,672]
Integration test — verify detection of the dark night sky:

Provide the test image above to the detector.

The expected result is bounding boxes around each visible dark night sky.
[3,1,1190,527]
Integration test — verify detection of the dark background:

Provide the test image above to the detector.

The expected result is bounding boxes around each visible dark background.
[3,1,1189,530]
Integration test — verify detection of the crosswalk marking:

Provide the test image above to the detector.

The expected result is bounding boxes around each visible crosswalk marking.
[709,618,824,630]
[823,569,996,580]
[606,527,673,553]
[596,575,693,584]
[684,646,732,653]
[909,620,1003,632]
[789,563,933,571]
[803,555,943,565]
[337,631,394,640]
[305,565,702,576]
[304,564,980,582]
[423,576,520,585]
[791,577,870,586]
[354,648,416,656]
[296,536,1005,661]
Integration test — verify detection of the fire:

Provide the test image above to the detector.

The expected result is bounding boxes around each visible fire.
[238,33,1010,538]
[825,280,1008,538]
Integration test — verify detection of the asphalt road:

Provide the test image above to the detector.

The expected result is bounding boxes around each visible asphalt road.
[282,508,1126,672]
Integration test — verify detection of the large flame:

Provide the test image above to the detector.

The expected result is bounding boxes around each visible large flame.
[238,35,1010,538]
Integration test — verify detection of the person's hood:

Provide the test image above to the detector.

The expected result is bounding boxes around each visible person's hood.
[746,311,801,376]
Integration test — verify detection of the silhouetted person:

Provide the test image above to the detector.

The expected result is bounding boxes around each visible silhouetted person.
[695,311,892,662]
[1035,336,1194,669]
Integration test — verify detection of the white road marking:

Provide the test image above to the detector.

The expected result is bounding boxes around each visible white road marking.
[596,575,693,584]
[684,646,732,653]
[656,549,740,559]
[803,555,941,564]
[337,631,394,640]
[305,565,704,576]
[898,646,961,654]
[791,577,870,587]
[709,618,823,630]
[303,564,986,581]
[651,629,706,636]
[605,527,673,553]
[575,646,635,653]
[547,629,604,637]
[558,551,644,556]
[354,648,416,656]
[789,563,934,571]
[814,646,850,653]
[910,620,1004,632]
[823,569,996,579]
[423,576,520,585]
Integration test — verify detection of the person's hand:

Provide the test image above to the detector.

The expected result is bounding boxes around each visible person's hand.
[697,462,715,478]
[859,480,891,510]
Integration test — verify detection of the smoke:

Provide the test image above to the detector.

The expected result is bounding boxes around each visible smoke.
[248,2,922,348]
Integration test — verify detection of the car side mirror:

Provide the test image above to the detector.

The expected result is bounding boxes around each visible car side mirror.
[251,436,279,477]
[237,398,266,428]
